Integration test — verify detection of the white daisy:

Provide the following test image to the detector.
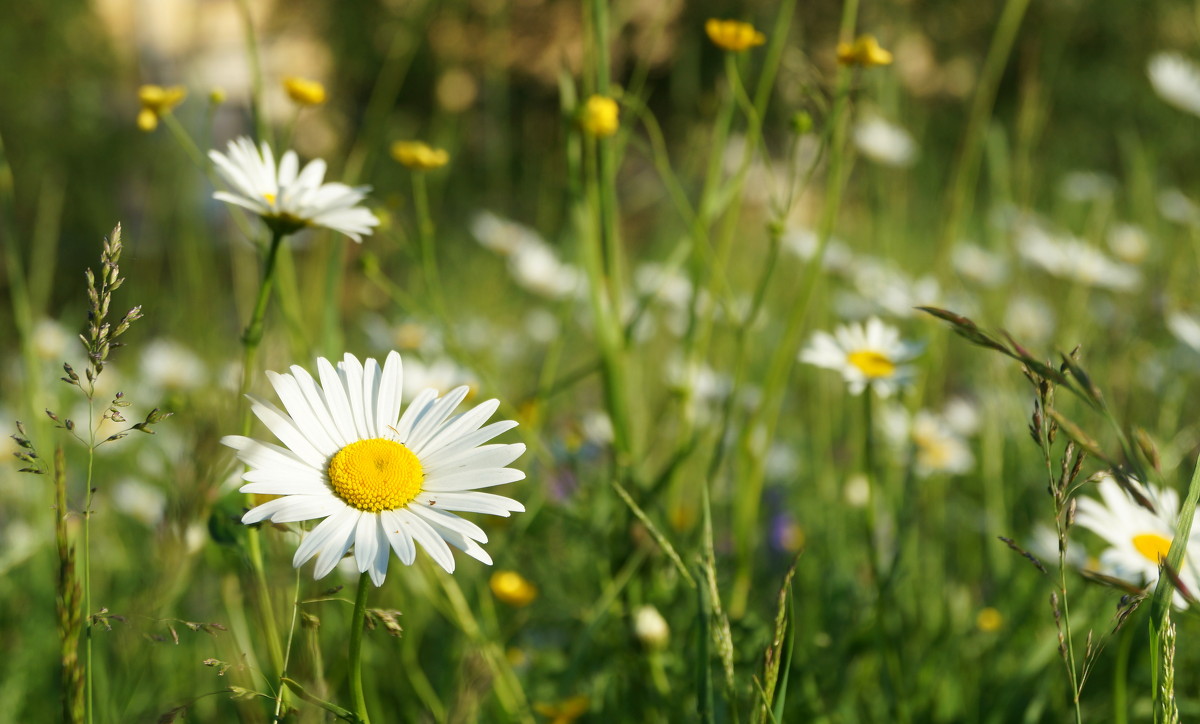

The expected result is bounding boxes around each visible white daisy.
[222,351,526,585]
[852,116,918,168]
[1148,52,1200,118]
[800,317,921,397]
[209,136,380,242]
[1074,474,1200,607]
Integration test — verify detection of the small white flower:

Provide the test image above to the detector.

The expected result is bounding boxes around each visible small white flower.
[140,339,207,392]
[800,317,921,397]
[1075,474,1200,607]
[223,351,525,585]
[1148,52,1200,118]
[910,410,974,477]
[32,318,71,361]
[1158,188,1200,227]
[952,243,1008,287]
[1168,311,1200,354]
[633,605,670,649]
[853,116,918,168]
[1015,219,1140,291]
[1107,223,1150,264]
[209,137,379,242]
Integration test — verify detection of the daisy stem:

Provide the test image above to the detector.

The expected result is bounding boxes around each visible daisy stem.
[272,566,303,723]
[237,227,289,705]
[349,572,372,724]
[240,229,287,408]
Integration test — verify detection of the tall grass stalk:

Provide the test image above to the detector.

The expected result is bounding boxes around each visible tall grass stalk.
[730,0,860,616]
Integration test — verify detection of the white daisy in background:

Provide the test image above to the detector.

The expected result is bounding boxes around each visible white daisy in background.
[209,136,380,242]
[1167,310,1200,354]
[952,243,1008,288]
[852,116,918,168]
[1148,52,1200,118]
[910,410,974,477]
[223,351,525,585]
[1057,170,1116,204]
[1106,223,1150,264]
[1158,188,1200,227]
[800,317,921,397]
[1014,218,1140,292]
[140,338,207,392]
[1075,474,1200,607]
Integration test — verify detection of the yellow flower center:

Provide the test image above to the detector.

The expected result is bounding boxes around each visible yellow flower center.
[1132,532,1174,565]
[262,192,277,206]
[847,350,896,378]
[327,438,424,513]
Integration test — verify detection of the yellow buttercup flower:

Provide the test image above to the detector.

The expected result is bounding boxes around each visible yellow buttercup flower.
[580,95,619,138]
[534,696,589,724]
[836,34,893,67]
[137,84,187,132]
[976,607,1003,632]
[705,19,766,52]
[391,141,450,170]
[489,570,538,607]
[283,76,327,106]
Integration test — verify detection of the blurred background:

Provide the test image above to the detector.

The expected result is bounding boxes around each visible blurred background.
[3,0,1200,721]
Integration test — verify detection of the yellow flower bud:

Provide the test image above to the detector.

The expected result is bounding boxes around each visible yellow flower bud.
[209,87,227,105]
[283,76,327,106]
[836,34,893,67]
[489,570,538,607]
[580,95,619,138]
[705,19,766,52]
[390,140,450,171]
[137,84,187,131]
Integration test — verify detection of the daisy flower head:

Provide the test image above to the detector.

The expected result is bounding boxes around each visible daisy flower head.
[222,351,526,586]
[1148,52,1200,118]
[209,137,379,242]
[1074,474,1200,607]
[800,317,921,397]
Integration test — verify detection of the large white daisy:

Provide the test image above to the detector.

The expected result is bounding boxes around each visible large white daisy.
[1074,474,1200,607]
[799,317,921,397]
[222,351,525,585]
[209,137,380,242]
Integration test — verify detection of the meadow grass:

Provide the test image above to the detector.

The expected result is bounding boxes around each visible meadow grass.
[3,1,1200,722]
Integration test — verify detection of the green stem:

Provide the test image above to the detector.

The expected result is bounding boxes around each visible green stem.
[273,567,303,723]
[239,229,286,411]
[349,572,372,724]
[84,398,96,724]
[411,172,446,319]
[237,227,289,705]
[160,112,207,170]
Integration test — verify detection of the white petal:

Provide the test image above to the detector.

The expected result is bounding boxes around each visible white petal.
[266,371,340,456]
[222,435,315,477]
[415,421,520,463]
[242,494,338,524]
[395,389,437,442]
[423,442,526,475]
[355,512,380,574]
[411,398,499,457]
[396,508,455,573]
[339,353,371,440]
[409,504,488,543]
[380,509,416,565]
[289,364,348,448]
[415,491,525,517]
[406,387,471,451]
[360,356,382,439]
[318,357,359,443]
[376,351,403,434]
[249,397,328,469]
[422,467,525,493]
[294,507,358,576]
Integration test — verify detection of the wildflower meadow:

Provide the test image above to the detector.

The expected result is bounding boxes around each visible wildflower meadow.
[5,0,1200,721]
